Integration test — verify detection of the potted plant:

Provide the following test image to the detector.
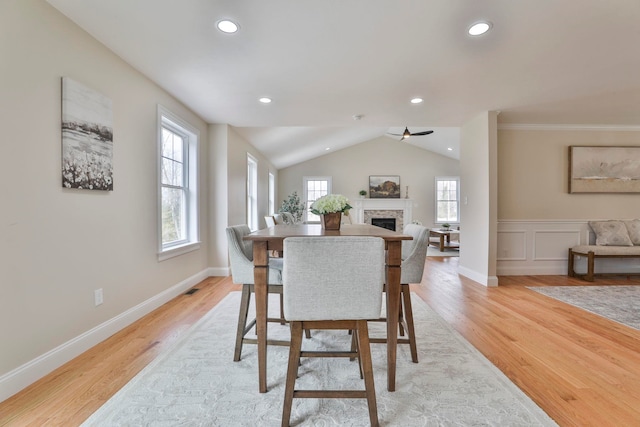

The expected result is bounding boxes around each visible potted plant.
[359,189,367,198]
[280,191,305,224]
[442,223,451,231]
[311,194,352,230]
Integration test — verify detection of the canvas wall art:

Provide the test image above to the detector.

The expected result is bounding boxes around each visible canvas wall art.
[369,175,401,198]
[61,77,113,191]
[569,146,640,193]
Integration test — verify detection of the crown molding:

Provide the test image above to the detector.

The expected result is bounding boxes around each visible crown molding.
[498,123,640,131]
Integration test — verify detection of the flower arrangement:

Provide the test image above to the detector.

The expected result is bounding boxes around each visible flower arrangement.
[310,194,352,215]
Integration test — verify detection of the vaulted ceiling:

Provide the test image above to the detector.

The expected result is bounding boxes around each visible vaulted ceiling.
[48,0,640,168]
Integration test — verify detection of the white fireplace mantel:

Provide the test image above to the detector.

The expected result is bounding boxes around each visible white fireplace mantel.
[352,198,413,225]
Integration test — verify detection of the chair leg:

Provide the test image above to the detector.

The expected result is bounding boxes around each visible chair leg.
[356,320,379,427]
[279,293,286,325]
[233,284,252,362]
[350,329,363,378]
[282,322,304,427]
[401,284,418,363]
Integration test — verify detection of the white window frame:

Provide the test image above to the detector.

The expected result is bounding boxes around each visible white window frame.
[434,176,460,225]
[268,172,275,215]
[247,154,258,231]
[157,105,200,261]
[303,176,332,223]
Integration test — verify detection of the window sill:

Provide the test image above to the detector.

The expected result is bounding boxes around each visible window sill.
[158,241,201,262]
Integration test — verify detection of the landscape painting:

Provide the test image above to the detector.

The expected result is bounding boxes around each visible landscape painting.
[369,175,401,198]
[61,77,113,191]
[569,146,640,193]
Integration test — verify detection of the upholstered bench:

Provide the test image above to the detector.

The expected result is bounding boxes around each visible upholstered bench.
[568,219,640,281]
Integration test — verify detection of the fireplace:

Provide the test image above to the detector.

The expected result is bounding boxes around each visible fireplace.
[371,217,396,231]
[352,199,413,231]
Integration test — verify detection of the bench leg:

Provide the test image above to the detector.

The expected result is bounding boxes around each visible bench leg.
[568,248,575,277]
[586,251,595,282]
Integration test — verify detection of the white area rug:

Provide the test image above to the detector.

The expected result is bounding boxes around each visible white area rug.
[528,285,640,331]
[82,293,555,426]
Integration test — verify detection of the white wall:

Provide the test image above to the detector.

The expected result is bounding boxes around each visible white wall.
[0,0,211,400]
[459,112,499,287]
[277,136,460,227]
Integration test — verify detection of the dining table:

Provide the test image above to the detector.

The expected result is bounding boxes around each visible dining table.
[243,223,412,393]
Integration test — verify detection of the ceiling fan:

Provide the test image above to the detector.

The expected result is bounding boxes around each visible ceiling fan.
[388,127,434,141]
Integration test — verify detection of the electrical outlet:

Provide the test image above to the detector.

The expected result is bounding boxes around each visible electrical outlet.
[94,288,103,306]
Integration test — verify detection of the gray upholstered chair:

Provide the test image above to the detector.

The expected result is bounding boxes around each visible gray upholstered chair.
[281,236,384,427]
[226,225,288,361]
[370,223,429,363]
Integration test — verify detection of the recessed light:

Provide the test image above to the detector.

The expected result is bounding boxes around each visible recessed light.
[259,97,272,104]
[468,21,491,36]
[410,98,423,104]
[217,20,239,33]
[447,147,453,151]
[325,147,331,151]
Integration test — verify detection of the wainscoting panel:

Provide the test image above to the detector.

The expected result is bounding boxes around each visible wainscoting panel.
[532,230,581,261]
[498,220,589,275]
[497,230,527,261]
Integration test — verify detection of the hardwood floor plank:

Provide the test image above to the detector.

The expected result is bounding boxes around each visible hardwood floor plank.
[1,258,640,426]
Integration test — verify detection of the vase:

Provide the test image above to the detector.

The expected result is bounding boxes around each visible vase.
[321,212,342,230]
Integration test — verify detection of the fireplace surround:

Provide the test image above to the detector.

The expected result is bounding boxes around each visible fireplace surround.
[352,198,413,231]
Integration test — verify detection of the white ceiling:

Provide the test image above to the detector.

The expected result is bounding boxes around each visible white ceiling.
[47,0,640,168]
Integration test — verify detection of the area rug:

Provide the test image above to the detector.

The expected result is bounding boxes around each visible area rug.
[528,285,640,331]
[82,293,555,426]
[427,246,459,257]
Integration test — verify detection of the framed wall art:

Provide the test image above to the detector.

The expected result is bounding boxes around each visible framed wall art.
[569,146,640,193]
[369,175,400,198]
[61,77,114,191]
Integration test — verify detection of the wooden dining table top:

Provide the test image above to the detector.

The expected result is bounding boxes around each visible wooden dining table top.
[244,223,412,248]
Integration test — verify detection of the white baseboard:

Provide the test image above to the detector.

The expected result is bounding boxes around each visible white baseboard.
[458,266,498,287]
[0,269,210,404]
[208,266,230,277]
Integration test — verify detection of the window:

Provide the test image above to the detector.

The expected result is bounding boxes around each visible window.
[268,172,275,215]
[158,106,199,260]
[247,154,258,230]
[304,176,331,222]
[435,177,460,224]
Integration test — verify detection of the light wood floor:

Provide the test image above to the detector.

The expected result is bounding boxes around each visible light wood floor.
[2,257,640,426]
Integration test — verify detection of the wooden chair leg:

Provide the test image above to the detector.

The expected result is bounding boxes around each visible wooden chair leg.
[402,284,418,363]
[280,293,286,325]
[356,320,379,427]
[282,322,303,427]
[233,284,252,362]
[350,329,363,378]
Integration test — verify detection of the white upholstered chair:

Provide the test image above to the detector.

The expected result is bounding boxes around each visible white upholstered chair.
[264,215,276,227]
[272,213,284,224]
[226,225,288,361]
[281,236,384,427]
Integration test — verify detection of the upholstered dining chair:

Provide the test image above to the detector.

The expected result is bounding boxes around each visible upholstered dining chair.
[264,215,276,227]
[280,211,296,224]
[272,213,284,225]
[369,223,429,363]
[226,225,288,361]
[281,236,385,427]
